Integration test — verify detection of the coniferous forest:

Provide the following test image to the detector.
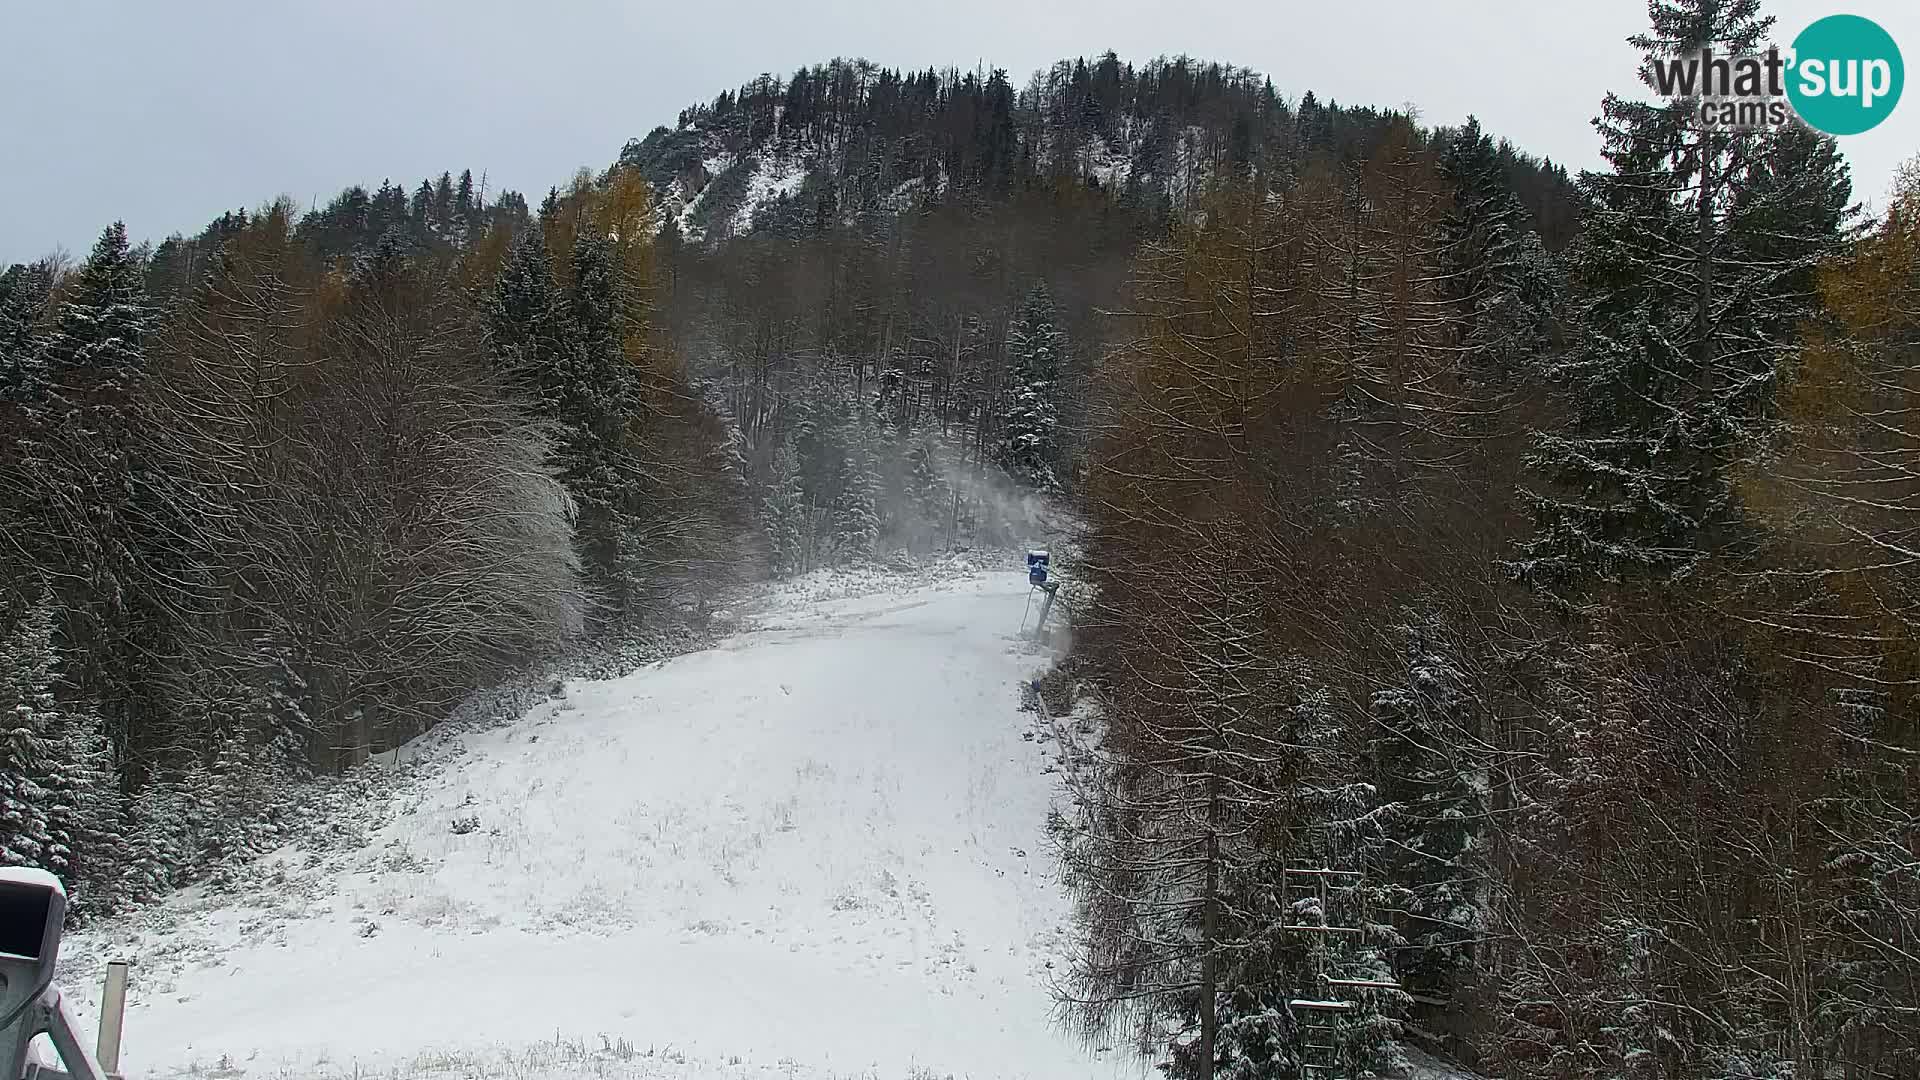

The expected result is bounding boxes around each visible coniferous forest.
[2,0,1917,1076]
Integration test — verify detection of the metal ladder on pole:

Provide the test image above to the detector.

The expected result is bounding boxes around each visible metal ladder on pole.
[1294,1002,1347,1077]
[1280,866,1398,1080]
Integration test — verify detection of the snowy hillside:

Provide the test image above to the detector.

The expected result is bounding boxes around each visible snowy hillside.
[611,57,1314,249]
[57,565,1135,1080]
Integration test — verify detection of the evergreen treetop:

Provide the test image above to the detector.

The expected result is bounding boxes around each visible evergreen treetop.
[42,222,150,386]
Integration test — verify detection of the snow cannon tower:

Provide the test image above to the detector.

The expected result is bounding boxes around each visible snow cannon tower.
[1021,550,1062,641]
[0,869,111,1080]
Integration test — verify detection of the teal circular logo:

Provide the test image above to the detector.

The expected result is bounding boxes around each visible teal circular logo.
[1786,14,1904,135]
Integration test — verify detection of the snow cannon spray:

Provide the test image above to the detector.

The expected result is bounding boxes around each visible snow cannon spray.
[0,868,111,1080]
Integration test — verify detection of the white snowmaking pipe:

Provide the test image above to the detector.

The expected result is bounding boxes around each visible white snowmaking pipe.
[96,962,128,1078]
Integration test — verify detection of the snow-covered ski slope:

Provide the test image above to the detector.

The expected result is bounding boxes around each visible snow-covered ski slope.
[62,564,1135,1080]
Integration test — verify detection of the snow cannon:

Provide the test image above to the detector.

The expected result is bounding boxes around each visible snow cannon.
[1021,550,1062,642]
[1026,549,1050,586]
[0,868,111,1080]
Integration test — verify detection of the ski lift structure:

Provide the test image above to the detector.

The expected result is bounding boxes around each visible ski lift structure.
[1280,865,1402,1078]
[1019,550,1061,640]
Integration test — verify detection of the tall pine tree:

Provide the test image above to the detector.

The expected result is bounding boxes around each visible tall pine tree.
[12,223,167,763]
[1367,619,1485,1007]
[1437,117,1557,384]
[565,231,646,616]
[1520,0,1852,585]
[830,416,880,563]
[47,704,124,911]
[0,261,53,403]
[905,439,951,552]
[0,595,57,868]
[998,283,1066,490]
[42,222,151,407]
[763,440,810,575]
[487,231,573,407]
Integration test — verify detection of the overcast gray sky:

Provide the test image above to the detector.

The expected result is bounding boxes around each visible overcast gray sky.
[2,0,1914,264]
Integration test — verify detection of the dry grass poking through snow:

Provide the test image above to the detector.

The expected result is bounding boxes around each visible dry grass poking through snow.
[225,1034,976,1080]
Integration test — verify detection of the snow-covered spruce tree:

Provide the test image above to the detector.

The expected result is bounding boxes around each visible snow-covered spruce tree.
[778,367,839,505]
[1437,117,1557,385]
[454,169,476,239]
[488,225,654,624]
[871,412,899,544]
[48,705,125,912]
[10,221,174,775]
[488,227,631,618]
[762,440,810,576]
[0,595,57,868]
[430,172,455,237]
[1725,116,1857,350]
[1519,0,1853,586]
[569,230,668,621]
[1206,944,1296,1080]
[1166,682,1361,1080]
[4,590,133,912]
[124,765,205,903]
[256,654,315,779]
[1366,617,1485,1010]
[487,230,573,404]
[0,261,53,403]
[563,230,635,451]
[490,228,620,586]
[1294,683,1409,1080]
[905,439,952,552]
[40,222,151,402]
[1592,917,1673,1079]
[829,416,880,563]
[203,736,283,879]
[997,283,1065,491]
